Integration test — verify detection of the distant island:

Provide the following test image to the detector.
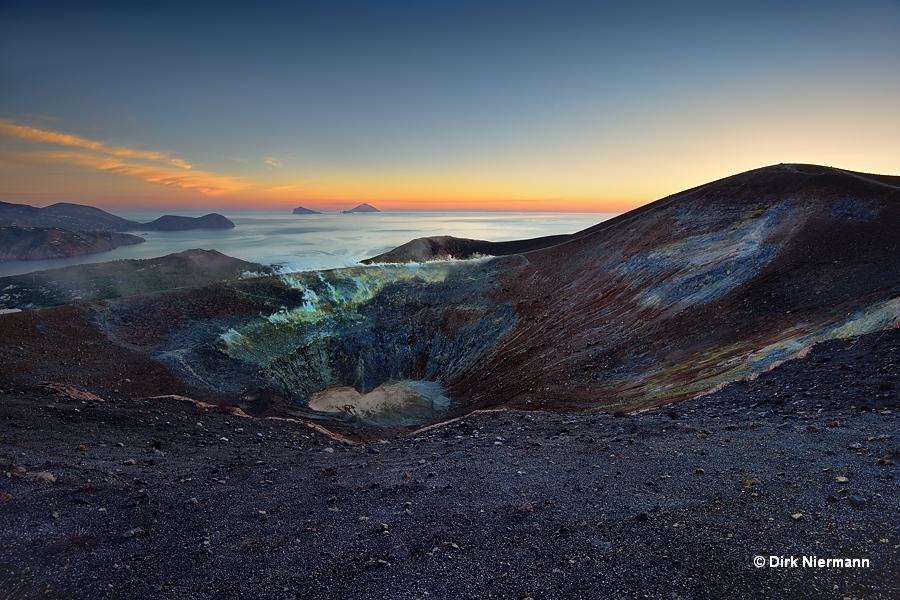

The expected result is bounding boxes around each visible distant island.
[341,203,380,214]
[142,213,235,231]
[0,200,142,232]
[0,201,235,262]
[0,200,235,232]
[0,225,144,260]
[291,206,322,215]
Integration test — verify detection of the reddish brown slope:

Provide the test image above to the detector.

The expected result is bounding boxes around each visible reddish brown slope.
[444,164,900,413]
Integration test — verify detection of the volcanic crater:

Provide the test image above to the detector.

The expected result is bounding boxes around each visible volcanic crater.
[1,164,899,440]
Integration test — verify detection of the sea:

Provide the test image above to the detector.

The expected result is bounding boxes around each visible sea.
[0,211,617,278]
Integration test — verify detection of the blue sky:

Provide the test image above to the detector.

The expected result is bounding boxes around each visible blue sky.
[1,0,898,210]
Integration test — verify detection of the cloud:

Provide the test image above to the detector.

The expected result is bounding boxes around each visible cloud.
[263,156,283,168]
[0,118,247,195]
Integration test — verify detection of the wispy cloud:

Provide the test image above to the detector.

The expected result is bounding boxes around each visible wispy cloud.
[0,118,246,195]
[263,156,283,168]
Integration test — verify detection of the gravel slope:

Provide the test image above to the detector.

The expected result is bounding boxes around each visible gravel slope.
[1,328,898,600]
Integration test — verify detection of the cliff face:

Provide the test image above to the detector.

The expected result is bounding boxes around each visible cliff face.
[0,225,144,260]
[2,164,899,436]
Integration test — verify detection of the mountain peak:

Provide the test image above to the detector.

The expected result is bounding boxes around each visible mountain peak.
[341,203,380,214]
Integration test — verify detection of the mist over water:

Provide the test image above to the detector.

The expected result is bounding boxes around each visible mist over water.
[0,211,615,278]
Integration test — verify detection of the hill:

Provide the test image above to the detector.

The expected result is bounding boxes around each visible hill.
[0,225,144,260]
[0,249,270,309]
[0,201,141,232]
[142,213,235,231]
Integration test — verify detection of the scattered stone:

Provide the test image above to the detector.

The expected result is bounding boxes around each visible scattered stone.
[847,495,866,508]
[30,471,56,484]
[323,448,334,453]
[123,459,137,466]
[790,513,803,520]
[76,444,87,451]
[835,476,849,483]
[122,528,145,538]
[634,512,649,523]
[591,539,612,551]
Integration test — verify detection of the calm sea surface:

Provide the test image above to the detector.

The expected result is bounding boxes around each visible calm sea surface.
[0,211,617,278]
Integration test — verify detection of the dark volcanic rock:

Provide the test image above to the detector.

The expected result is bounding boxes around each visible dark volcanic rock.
[0,327,897,599]
[292,206,322,215]
[0,225,144,260]
[341,203,380,213]
[0,201,142,232]
[363,234,571,263]
[142,213,235,230]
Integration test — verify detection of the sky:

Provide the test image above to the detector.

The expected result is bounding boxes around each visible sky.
[1,0,899,213]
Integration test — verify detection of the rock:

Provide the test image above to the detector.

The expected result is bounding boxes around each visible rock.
[30,471,56,484]
[835,476,849,483]
[341,203,380,214]
[123,459,137,466]
[790,513,803,520]
[634,512,649,523]
[292,206,322,215]
[847,495,866,508]
[122,527,145,538]
[591,539,612,551]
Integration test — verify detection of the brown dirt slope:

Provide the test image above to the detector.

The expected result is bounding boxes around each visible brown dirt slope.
[444,164,900,414]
